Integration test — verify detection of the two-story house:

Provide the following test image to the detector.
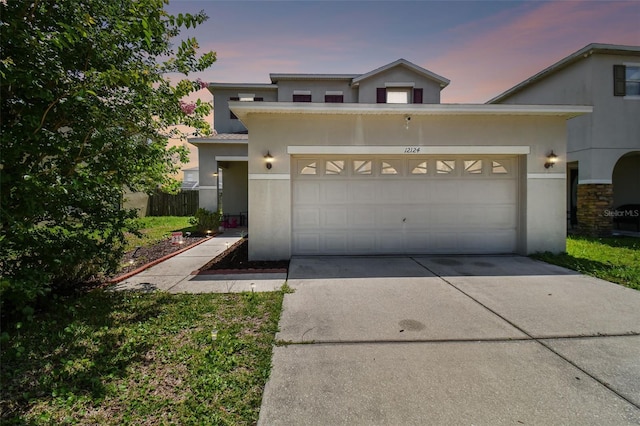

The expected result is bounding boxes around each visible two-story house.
[489,43,640,236]
[190,59,590,260]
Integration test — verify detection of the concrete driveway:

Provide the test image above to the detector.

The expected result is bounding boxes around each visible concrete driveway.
[259,256,640,425]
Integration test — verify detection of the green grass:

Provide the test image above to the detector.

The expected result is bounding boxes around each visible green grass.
[1,290,284,425]
[125,216,196,251]
[532,236,640,290]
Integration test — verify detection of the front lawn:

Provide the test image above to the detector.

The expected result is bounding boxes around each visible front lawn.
[1,290,284,425]
[533,236,640,290]
[125,216,196,251]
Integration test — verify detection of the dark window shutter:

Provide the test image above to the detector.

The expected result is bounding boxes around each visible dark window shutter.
[293,94,312,102]
[413,88,423,104]
[229,97,239,119]
[376,88,386,103]
[614,65,626,96]
[325,95,344,103]
[254,97,264,101]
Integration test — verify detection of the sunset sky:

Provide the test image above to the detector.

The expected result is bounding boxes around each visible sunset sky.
[164,0,639,170]
[167,0,640,104]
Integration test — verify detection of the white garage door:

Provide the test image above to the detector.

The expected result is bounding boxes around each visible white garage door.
[292,155,519,255]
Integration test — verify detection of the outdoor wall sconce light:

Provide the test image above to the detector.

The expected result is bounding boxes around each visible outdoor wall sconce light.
[264,151,274,169]
[544,150,558,169]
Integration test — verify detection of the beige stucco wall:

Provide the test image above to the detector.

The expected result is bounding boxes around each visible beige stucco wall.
[357,67,443,104]
[496,52,640,183]
[243,111,570,259]
[276,79,357,103]
[211,88,277,134]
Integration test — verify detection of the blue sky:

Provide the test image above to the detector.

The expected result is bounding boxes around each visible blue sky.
[166,0,640,103]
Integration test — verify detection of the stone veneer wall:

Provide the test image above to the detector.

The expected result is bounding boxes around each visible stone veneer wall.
[577,184,613,236]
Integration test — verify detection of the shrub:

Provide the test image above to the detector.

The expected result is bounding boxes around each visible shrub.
[189,208,221,234]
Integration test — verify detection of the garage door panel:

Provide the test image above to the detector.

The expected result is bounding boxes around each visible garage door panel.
[377,181,406,203]
[433,181,460,203]
[323,181,348,203]
[324,233,348,252]
[292,155,518,255]
[350,181,376,203]
[430,206,462,227]
[294,208,320,227]
[323,208,348,228]
[349,233,377,252]
[349,207,376,228]
[483,205,517,228]
[377,207,404,227]
[293,233,320,254]
[294,181,320,204]
[377,232,404,253]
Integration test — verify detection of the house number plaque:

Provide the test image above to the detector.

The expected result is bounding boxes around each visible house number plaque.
[403,147,421,153]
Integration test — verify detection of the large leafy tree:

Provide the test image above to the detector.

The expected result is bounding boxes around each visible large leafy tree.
[0,0,215,315]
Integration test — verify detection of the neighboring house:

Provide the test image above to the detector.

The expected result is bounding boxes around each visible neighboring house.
[190,59,590,260]
[181,166,200,190]
[489,43,640,236]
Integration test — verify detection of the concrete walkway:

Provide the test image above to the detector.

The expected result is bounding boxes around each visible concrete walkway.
[259,256,640,425]
[111,231,286,293]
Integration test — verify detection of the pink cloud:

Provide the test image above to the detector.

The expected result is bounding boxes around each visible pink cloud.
[430,1,640,103]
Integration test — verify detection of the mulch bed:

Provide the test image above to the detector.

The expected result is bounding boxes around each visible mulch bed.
[112,236,208,280]
[110,236,289,282]
[196,238,289,274]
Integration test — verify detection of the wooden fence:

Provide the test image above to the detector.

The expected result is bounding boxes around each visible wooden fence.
[147,189,199,217]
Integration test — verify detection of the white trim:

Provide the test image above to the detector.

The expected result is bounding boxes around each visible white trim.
[385,82,415,88]
[293,90,311,95]
[527,173,566,179]
[623,96,640,101]
[229,102,593,119]
[249,174,290,180]
[325,90,343,95]
[287,145,531,155]
[215,156,248,161]
[579,179,613,184]
[198,186,218,190]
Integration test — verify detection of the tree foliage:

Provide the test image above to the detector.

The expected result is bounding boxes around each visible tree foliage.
[0,0,216,317]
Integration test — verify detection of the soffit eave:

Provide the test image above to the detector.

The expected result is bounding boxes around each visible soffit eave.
[229,102,592,120]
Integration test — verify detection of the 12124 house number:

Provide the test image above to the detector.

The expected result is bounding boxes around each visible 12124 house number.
[404,147,421,153]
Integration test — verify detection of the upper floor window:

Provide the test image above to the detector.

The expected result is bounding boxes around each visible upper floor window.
[377,87,423,104]
[293,90,312,102]
[325,91,344,103]
[229,94,263,119]
[614,64,640,97]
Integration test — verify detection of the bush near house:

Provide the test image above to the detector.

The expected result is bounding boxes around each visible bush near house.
[533,236,640,290]
[0,0,215,319]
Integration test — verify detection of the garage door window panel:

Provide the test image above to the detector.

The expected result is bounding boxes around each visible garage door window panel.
[298,160,318,175]
[492,160,510,175]
[380,159,403,176]
[436,160,456,175]
[353,160,372,175]
[409,160,429,175]
[325,160,345,176]
[463,160,483,175]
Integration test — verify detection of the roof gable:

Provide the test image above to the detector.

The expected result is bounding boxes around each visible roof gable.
[352,58,450,88]
[488,43,640,104]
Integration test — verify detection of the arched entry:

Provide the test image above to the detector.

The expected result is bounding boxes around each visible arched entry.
[613,151,640,207]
